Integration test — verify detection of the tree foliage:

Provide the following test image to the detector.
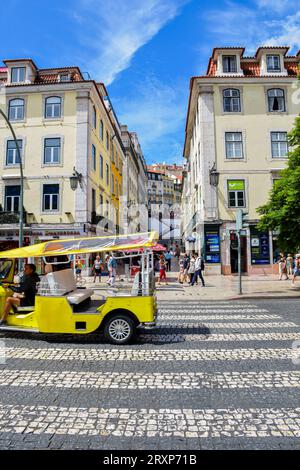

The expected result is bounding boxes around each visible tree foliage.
[257,117,300,252]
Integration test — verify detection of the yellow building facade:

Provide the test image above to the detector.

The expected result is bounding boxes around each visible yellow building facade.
[183,46,300,274]
[0,59,125,251]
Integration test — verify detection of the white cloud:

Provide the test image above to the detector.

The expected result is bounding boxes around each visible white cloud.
[256,0,298,13]
[74,0,188,84]
[203,1,300,55]
[263,12,300,51]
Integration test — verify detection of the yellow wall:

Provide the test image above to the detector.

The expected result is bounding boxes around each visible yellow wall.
[213,83,297,221]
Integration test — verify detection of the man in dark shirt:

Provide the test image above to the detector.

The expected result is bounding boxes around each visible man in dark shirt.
[0,264,40,325]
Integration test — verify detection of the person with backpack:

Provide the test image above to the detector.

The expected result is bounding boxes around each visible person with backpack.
[191,253,205,287]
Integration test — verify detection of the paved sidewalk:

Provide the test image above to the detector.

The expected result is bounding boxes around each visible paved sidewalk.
[156,273,300,301]
[83,273,300,301]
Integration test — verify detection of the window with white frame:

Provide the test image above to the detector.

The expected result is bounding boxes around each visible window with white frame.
[225,132,243,159]
[44,138,61,164]
[267,55,281,73]
[6,139,23,166]
[271,132,288,158]
[223,89,241,112]
[59,73,70,82]
[11,67,26,83]
[8,98,24,120]
[45,96,61,118]
[43,184,59,211]
[222,56,237,73]
[227,180,246,208]
[267,89,285,112]
[92,144,96,171]
[5,186,20,212]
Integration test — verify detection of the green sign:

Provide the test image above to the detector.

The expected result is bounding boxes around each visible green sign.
[228,180,245,191]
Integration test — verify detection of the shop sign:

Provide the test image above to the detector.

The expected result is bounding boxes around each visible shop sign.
[227,180,245,191]
[251,230,270,264]
[205,230,220,263]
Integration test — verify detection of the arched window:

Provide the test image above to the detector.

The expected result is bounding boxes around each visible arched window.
[223,89,241,112]
[267,89,285,112]
[8,98,24,120]
[45,96,61,118]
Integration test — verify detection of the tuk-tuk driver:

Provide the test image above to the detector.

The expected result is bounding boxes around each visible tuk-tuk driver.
[0,264,40,326]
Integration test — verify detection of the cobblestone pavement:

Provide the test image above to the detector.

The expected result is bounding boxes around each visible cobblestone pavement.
[0,299,300,450]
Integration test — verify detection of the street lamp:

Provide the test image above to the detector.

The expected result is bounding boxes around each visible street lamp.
[0,108,24,252]
[69,167,83,191]
[209,163,219,187]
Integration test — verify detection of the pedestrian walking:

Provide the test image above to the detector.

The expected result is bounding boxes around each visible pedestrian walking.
[291,254,300,285]
[183,253,190,283]
[177,257,185,284]
[165,250,172,271]
[75,258,83,283]
[191,253,205,287]
[92,255,102,283]
[106,254,117,287]
[188,254,196,284]
[279,256,289,280]
[158,254,168,285]
[286,254,294,276]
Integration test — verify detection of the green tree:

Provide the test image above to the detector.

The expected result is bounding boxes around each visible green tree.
[257,117,300,252]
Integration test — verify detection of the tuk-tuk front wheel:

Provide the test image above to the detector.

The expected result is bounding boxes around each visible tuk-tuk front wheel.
[104,314,135,345]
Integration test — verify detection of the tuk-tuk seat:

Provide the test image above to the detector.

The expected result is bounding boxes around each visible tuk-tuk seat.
[45,269,94,305]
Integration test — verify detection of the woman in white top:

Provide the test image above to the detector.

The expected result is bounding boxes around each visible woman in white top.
[93,256,102,283]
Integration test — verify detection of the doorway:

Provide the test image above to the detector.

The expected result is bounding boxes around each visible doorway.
[230,234,247,273]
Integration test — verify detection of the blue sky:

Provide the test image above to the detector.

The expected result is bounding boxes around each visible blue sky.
[1,0,299,164]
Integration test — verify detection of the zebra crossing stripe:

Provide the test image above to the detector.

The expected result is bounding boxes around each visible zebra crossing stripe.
[158,314,281,320]
[158,308,269,313]
[156,322,297,329]
[0,403,299,438]
[0,369,299,390]
[139,332,300,343]
[2,346,300,361]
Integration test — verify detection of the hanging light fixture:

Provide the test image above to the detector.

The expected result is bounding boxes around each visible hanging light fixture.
[209,163,219,187]
[70,167,83,191]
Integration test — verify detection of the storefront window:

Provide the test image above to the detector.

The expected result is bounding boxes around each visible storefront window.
[250,228,270,265]
[204,228,220,263]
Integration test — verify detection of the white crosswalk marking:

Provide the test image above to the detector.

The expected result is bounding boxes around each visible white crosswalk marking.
[156,321,297,329]
[0,369,299,390]
[0,403,300,438]
[158,314,281,320]
[140,332,300,343]
[2,346,300,361]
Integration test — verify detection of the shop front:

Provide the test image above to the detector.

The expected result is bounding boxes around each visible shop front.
[204,225,222,274]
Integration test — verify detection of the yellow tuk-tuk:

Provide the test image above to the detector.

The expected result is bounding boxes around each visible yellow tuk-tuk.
[0,231,158,344]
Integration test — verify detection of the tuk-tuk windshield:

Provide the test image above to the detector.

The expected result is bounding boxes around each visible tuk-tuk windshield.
[0,260,13,279]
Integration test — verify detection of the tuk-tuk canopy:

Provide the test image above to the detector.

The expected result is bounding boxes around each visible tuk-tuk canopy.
[0,231,158,259]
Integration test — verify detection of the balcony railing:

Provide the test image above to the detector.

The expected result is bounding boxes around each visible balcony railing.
[0,211,27,224]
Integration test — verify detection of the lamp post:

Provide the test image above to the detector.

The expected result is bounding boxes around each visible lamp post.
[0,108,24,253]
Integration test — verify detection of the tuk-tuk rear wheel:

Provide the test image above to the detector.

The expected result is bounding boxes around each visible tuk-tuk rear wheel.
[104,314,135,345]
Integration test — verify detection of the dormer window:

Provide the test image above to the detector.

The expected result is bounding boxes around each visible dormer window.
[59,73,70,82]
[11,67,26,83]
[222,56,237,73]
[267,55,281,73]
